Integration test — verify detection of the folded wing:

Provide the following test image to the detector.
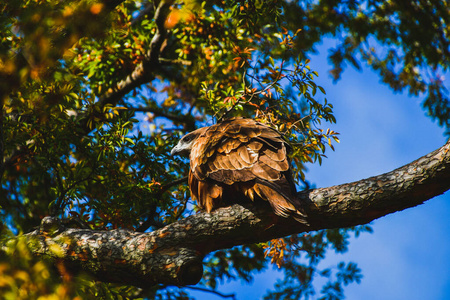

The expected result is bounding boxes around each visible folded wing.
[188,118,307,223]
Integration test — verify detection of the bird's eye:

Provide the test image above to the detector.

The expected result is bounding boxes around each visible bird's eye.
[183,136,191,142]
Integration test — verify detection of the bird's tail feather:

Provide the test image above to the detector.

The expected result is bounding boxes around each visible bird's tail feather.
[252,182,308,225]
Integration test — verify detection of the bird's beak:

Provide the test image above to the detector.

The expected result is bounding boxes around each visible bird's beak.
[171,143,186,156]
[170,145,179,156]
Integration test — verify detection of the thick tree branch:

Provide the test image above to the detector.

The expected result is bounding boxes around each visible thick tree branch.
[24,140,450,287]
[95,0,174,109]
[75,0,176,134]
[2,1,177,183]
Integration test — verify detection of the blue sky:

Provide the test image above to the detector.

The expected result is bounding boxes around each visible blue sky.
[188,40,450,299]
[306,44,450,299]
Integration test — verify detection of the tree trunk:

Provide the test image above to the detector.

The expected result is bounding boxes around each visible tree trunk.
[24,140,450,287]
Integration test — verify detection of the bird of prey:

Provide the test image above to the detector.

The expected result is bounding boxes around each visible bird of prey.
[171,117,307,223]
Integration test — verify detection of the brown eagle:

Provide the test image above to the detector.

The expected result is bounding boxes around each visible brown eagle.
[171,118,307,223]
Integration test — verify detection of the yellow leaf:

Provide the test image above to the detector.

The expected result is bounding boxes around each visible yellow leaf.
[14,270,30,282]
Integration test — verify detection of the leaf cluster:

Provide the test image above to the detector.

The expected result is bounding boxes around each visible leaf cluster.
[263,226,371,300]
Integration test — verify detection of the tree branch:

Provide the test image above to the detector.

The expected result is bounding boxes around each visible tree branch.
[132,106,196,130]
[23,140,450,287]
[78,0,175,133]
[0,99,4,181]
[95,0,174,108]
[1,1,175,189]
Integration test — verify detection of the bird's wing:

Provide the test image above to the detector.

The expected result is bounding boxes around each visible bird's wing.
[189,118,305,222]
[191,118,289,183]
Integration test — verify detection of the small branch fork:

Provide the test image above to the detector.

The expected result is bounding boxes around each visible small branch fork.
[216,61,285,122]
[23,140,450,287]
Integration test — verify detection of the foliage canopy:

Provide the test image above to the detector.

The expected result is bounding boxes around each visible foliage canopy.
[1,0,449,299]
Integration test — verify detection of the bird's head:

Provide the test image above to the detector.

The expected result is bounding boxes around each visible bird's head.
[170,128,205,157]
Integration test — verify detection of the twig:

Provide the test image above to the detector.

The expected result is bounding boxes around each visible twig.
[51,165,97,216]
[159,176,188,195]
[185,286,237,300]
[216,60,286,122]
[159,57,192,66]
[136,206,166,232]
[216,69,248,122]
[132,106,196,129]
[136,176,188,232]
[171,194,189,221]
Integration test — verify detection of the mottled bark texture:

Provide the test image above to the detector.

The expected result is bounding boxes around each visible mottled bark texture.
[25,140,450,287]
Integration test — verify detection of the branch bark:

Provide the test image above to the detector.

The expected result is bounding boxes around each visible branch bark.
[24,140,450,287]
